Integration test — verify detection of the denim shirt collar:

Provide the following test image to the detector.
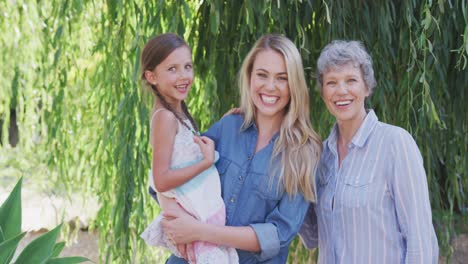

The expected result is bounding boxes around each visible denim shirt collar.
[243,119,281,143]
[326,109,379,152]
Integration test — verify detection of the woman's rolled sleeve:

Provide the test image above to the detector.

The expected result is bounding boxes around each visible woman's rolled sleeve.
[250,193,309,262]
[249,222,280,261]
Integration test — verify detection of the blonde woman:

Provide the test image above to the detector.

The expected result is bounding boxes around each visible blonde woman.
[160,34,322,263]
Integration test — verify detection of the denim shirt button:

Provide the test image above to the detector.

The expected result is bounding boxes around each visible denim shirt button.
[230,197,235,203]
[239,176,243,181]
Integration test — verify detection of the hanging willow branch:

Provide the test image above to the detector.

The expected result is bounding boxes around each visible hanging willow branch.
[0,0,466,263]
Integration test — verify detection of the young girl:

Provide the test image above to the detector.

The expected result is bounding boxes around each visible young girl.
[160,34,323,264]
[139,33,238,264]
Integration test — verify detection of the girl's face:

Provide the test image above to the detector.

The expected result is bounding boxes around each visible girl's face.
[249,49,290,121]
[321,63,369,127]
[147,46,193,108]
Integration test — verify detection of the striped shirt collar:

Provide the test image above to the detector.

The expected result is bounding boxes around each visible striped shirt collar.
[326,109,379,151]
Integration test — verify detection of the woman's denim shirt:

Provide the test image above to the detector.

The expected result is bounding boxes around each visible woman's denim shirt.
[203,114,309,263]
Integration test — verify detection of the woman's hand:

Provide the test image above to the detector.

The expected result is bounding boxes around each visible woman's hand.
[223,107,242,117]
[175,243,196,263]
[164,209,262,253]
[161,209,203,244]
[193,136,215,168]
[158,197,193,261]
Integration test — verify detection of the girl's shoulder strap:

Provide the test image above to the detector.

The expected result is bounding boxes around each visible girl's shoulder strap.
[149,108,179,147]
[150,108,169,130]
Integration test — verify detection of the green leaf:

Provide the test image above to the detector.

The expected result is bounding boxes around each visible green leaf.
[51,242,66,258]
[323,0,331,24]
[0,232,26,264]
[14,224,62,264]
[45,256,91,264]
[0,178,22,241]
[423,7,432,30]
[0,226,5,242]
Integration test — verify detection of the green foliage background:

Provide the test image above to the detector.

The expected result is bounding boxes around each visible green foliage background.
[0,0,466,263]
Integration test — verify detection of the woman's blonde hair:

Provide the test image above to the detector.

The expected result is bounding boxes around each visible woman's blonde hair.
[238,34,322,202]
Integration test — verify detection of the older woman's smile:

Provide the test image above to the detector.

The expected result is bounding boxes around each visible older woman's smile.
[334,99,353,106]
[322,63,369,127]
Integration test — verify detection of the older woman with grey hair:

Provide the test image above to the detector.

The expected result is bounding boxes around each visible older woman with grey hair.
[299,40,439,263]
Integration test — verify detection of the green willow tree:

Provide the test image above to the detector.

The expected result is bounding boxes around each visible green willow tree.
[1,0,466,263]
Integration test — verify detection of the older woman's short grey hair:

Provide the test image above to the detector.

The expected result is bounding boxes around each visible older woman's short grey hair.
[317,40,377,94]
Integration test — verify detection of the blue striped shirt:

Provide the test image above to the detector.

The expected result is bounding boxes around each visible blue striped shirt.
[299,110,438,264]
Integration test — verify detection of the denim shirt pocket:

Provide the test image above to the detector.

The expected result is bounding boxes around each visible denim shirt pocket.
[216,157,231,174]
[215,157,232,185]
[253,171,284,201]
[339,159,377,208]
